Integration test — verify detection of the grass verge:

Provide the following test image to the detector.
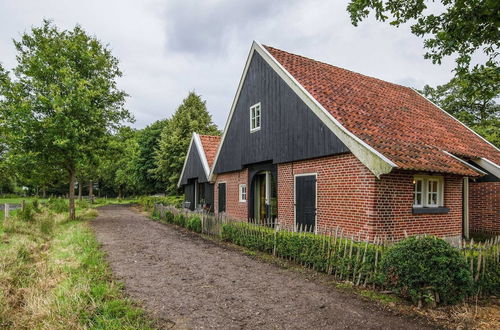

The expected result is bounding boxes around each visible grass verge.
[0,206,154,329]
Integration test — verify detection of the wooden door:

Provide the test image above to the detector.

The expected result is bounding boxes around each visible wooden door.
[218,183,226,213]
[295,175,316,232]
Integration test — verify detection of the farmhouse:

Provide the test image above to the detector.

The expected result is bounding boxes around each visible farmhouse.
[178,133,221,212]
[184,42,500,241]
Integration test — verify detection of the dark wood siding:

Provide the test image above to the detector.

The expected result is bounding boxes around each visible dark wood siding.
[180,142,208,185]
[214,52,349,174]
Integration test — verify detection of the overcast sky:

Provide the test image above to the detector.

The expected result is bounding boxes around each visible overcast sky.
[0,0,458,129]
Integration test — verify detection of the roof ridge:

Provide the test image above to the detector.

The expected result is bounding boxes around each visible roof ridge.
[262,44,412,91]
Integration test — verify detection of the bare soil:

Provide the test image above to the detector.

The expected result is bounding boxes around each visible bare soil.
[91,205,436,329]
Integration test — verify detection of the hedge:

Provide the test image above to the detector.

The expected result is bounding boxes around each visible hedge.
[138,196,183,210]
[221,222,385,284]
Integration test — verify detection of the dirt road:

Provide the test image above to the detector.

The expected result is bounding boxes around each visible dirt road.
[91,205,434,329]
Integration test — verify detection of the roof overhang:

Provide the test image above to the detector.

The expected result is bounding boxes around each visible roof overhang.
[177,132,211,188]
[209,41,397,180]
[472,158,500,179]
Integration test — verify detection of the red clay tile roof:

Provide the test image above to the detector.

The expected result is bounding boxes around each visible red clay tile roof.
[199,134,221,168]
[264,45,500,176]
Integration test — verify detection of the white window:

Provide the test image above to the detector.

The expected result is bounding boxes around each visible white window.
[250,103,261,132]
[413,175,444,208]
[239,184,247,202]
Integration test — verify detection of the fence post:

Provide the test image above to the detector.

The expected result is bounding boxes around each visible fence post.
[21,200,25,211]
[4,203,8,220]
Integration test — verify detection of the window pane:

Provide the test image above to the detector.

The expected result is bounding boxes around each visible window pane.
[256,115,260,127]
[413,179,423,206]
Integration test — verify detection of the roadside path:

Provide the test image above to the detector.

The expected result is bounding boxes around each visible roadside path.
[91,205,434,329]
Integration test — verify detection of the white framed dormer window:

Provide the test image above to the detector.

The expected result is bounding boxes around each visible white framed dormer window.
[413,175,444,208]
[239,184,247,202]
[250,103,261,132]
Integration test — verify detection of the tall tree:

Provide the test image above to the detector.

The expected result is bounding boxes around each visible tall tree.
[0,21,131,219]
[134,119,169,194]
[420,65,499,147]
[153,92,219,194]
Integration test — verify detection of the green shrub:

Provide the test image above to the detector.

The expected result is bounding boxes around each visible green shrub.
[173,213,187,227]
[187,216,202,233]
[221,222,384,282]
[165,211,175,223]
[138,196,183,210]
[380,236,472,305]
[17,202,35,221]
[76,199,89,210]
[47,198,68,213]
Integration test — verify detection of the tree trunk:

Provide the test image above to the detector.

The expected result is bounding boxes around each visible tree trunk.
[78,180,82,201]
[69,169,76,220]
[88,180,94,204]
[42,186,47,199]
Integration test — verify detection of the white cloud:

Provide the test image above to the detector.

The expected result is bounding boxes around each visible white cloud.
[0,0,458,129]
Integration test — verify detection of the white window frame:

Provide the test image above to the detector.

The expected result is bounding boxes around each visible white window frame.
[249,102,261,132]
[413,175,444,208]
[239,184,247,202]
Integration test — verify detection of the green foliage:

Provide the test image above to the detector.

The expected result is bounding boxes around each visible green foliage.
[186,216,202,233]
[17,202,35,222]
[347,0,500,72]
[152,92,220,194]
[134,120,169,194]
[47,198,69,213]
[221,222,384,280]
[420,64,499,147]
[380,236,472,305]
[137,196,183,210]
[173,213,187,227]
[0,20,131,219]
[164,211,175,223]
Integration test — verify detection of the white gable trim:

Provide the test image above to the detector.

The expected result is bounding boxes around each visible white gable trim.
[194,133,211,179]
[209,41,396,180]
[441,150,487,176]
[177,133,210,188]
[473,158,500,179]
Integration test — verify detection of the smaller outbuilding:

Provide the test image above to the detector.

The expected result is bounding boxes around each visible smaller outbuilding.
[178,133,221,212]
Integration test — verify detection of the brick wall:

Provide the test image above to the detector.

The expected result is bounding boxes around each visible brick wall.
[214,153,465,240]
[469,181,499,234]
[214,169,248,220]
[374,170,463,240]
[277,153,376,235]
[277,153,463,240]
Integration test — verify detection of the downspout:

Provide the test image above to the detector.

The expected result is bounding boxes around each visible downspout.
[463,177,469,240]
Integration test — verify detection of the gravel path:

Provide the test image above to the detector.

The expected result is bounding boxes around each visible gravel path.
[91,205,434,329]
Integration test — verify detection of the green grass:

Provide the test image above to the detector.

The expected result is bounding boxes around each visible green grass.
[0,205,154,329]
[0,197,48,204]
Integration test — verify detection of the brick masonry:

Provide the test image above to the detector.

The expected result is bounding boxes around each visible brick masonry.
[277,153,463,240]
[214,168,248,221]
[469,181,499,234]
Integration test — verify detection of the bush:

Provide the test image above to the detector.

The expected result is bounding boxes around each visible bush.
[173,213,187,227]
[165,211,175,223]
[221,222,383,280]
[17,202,35,222]
[76,199,89,209]
[138,196,183,210]
[187,216,202,233]
[380,236,472,305]
[47,198,68,213]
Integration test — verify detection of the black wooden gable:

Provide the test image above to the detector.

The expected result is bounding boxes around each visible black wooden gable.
[179,140,208,185]
[214,51,349,174]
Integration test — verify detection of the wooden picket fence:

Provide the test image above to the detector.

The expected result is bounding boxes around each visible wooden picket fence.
[152,204,499,295]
